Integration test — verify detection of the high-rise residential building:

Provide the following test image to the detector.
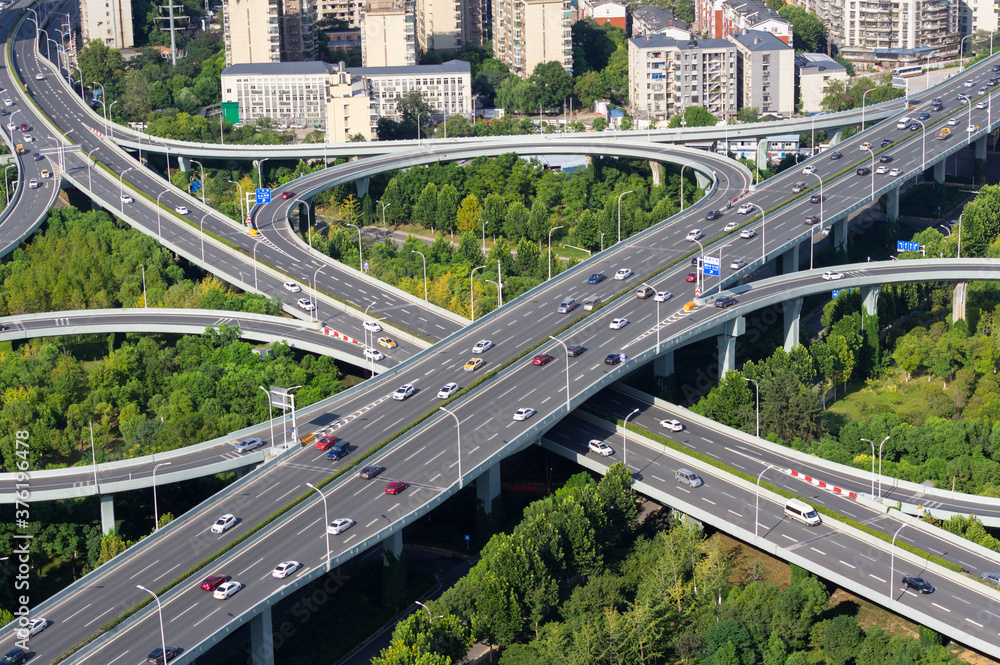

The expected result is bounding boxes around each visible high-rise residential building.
[80,0,134,48]
[351,59,472,120]
[361,0,416,66]
[317,0,363,27]
[224,0,316,65]
[795,52,847,113]
[416,0,464,53]
[579,0,628,31]
[730,30,794,118]
[493,0,572,78]
[627,35,737,121]
[696,0,792,45]
[959,0,999,35]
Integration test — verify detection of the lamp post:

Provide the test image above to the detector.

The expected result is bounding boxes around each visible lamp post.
[3,165,15,204]
[151,462,171,529]
[600,232,605,252]
[139,264,147,308]
[693,237,706,295]
[379,200,391,229]
[889,522,907,597]
[808,172,823,270]
[259,386,275,450]
[119,167,133,213]
[745,202,766,262]
[200,213,209,262]
[470,265,485,320]
[439,407,462,485]
[861,437,876,496]
[548,225,564,280]
[363,301,376,364]
[861,145,875,202]
[306,483,332,571]
[312,266,326,323]
[59,129,74,175]
[548,336,571,410]
[109,100,118,138]
[86,146,100,191]
[755,464,775,538]
[641,281,662,349]
[411,250,427,301]
[616,190,633,243]
[228,180,245,221]
[25,8,38,38]
[415,601,443,621]
[877,435,889,498]
[486,279,501,308]
[256,157,269,188]
[190,160,206,205]
[136,586,168,665]
[745,378,759,438]
[252,241,260,290]
[960,34,974,70]
[623,408,640,472]
[912,118,926,171]
[679,164,687,210]
[861,88,875,131]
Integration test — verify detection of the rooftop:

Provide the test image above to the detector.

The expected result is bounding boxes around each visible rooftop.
[732,29,791,51]
[632,5,688,30]
[222,61,332,77]
[795,52,846,72]
[349,59,472,78]
[630,35,734,50]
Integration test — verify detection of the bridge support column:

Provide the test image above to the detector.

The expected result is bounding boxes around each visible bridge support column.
[832,217,848,253]
[933,160,945,184]
[382,531,403,566]
[476,463,503,536]
[976,136,987,160]
[954,282,968,322]
[100,494,115,534]
[694,170,711,191]
[886,186,899,221]
[782,298,802,351]
[778,244,799,275]
[756,140,769,172]
[716,317,745,377]
[829,129,843,146]
[862,285,880,316]
[249,604,275,665]
[649,161,662,187]
[177,155,191,172]
[654,350,674,377]
[355,176,370,198]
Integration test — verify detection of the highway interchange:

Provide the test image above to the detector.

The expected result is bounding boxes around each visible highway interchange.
[3,3,1000,659]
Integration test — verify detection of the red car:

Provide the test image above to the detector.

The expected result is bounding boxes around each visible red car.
[385,480,408,495]
[280,191,294,199]
[200,574,229,591]
[532,354,554,366]
[18,123,28,131]
[686,273,697,282]
[315,435,339,451]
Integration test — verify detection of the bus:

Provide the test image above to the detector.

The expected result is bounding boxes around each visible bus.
[892,65,923,78]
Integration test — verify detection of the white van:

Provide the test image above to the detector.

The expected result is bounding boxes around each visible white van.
[675,468,703,488]
[558,297,577,313]
[896,117,912,130]
[784,498,821,526]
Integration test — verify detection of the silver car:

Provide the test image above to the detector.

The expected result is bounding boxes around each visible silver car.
[234,437,265,453]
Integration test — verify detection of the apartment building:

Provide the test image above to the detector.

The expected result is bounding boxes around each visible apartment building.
[350,59,472,120]
[696,0,792,44]
[493,0,573,78]
[361,0,416,66]
[317,0,363,26]
[730,30,794,117]
[795,52,847,113]
[579,0,627,30]
[327,67,378,141]
[221,61,332,126]
[416,0,464,53]
[628,35,737,121]
[80,0,134,48]
[959,0,999,34]
[631,5,690,38]
[224,0,316,65]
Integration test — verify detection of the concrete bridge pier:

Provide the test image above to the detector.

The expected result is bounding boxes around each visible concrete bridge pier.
[649,161,662,187]
[829,129,843,146]
[778,244,799,275]
[717,317,745,376]
[382,530,403,566]
[694,170,711,191]
[476,464,501,514]
[177,155,191,172]
[886,185,899,221]
[954,282,968,322]
[100,494,115,534]
[862,285,880,316]
[832,217,848,253]
[976,135,987,160]
[355,176,370,198]
[782,298,802,351]
[933,160,945,184]
[654,349,674,377]
[249,604,275,665]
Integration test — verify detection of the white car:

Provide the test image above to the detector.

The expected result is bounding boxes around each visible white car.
[363,320,382,333]
[120,194,133,204]
[979,87,988,95]
[888,168,903,177]
[875,165,888,174]
[822,271,844,280]
[801,166,817,175]
[437,382,459,399]
[968,124,979,133]
[513,407,536,421]
[739,229,756,239]
[3,99,12,106]
[327,518,356,535]
[472,339,493,354]
[685,229,704,241]
[393,384,415,400]
[296,298,316,311]
[724,221,739,231]
[234,437,265,453]
[23,134,33,142]
[660,419,684,432]
[16,618,47,639]
[737,203,755,215]
[174,206,189,214]
[271,561,302,579]
[27,179,37,189]
[35,73,45,81]
[213,581,242,599]
[947,117,959,125]
[5,122,13,131]
[965,79,975,87]
[283,281,301,292]
[976,101,988,109]
[730,259,747,270]
[363,348,385,361]
[653,291,672,302]
[614,268,632,280]
[588,439,613,456]
[211,514,236,533]
[609,317,629,330]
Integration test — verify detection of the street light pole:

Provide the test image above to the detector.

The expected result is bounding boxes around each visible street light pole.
[913,118,926,171]
[259,386,275,449]
[957,214,963,258]
[379,200,391,229]
[470,265,485,320]
[548,225,564,280]
[755,464,775,538]
[960,34,974,70]
[227,180,245,221]
[877,435,889,499]
[190,160,207,205]
[411,250,428,301]
[861,438,876,495]
[118,167,133,213]
[200,213,208,262]
[305,483,332,572]
[151,462,170,529]
[617,190,634,243]
[745,378,759,438]
[136,586,168,665]
[86,146,101,191]
[679,164,687,210]
[861,146,875,202]
[312,266,326,323]
[641,281,661,349]
[808,172,823,270]
[439,407,462,486]
[861,88,875,131]
[548,336,571,410]
[256,157,270,188]
[623,408,640,472]
[139,264,147,308]
[889,522,907,597]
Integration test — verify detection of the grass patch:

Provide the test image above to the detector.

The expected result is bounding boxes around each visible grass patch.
[898,183,972,219]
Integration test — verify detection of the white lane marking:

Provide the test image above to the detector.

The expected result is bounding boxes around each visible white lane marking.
[651,475,665,482]
[193,608,221,628]
[469,445,480,455]
[275,487,299,502]
[781,535,798,543]
[954,596,971,605]
[153,563,181,582]
[105,651,131,665]
[388,502,400,511]
[931,603,951,612]
[170,603,199,623]
[84,606,115,627]
[404,446,427,461]
[869,574,886,583]
[429,474,441,483]
[296,520,319,536]
[727,510,741,517]
[541,396,552,405]
[353,484,370,497]
[362,414,386,430]
[344,534,357,544]
[966,618,984,628]
[701,498,717,505]
[366,518,379,527]
[255,484,278,498]
[858,553,877,562]
[720,492,737,500]
[63,603,93,623]
[839,561,856,569]
[239,557,264,575]
[704,438,714,444]
[424,449,447,465]
[129,559,161,580]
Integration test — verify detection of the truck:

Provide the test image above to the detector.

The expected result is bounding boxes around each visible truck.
[936,127,951,140]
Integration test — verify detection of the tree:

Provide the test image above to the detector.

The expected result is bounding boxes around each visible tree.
[960,184,1000,256]
[530,61,573,110]
[96,530,128,566]
[504,202,530,238]
[574,71,608,108]
[667,106,719,128]
[436,184,460,232]
[457,194,483,234]
[823,615,864,665]
[78,40,126,98]
[736,106,761,124]
[778,5,827,52]
[481,193,506,237]
[413,183,439,229]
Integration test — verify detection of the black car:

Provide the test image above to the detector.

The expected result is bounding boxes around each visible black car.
[604,353,622,365]
[901,576,934,594]
[0,649,28,665]
[993,64,1000,71]
[566,344,585,357]
[829,151,842,160]
[705,210,722,221]
[359,465,385,479]
[0,110,7,116]
[146,646,179,664]
[587,273,606,284]
[880,139,893,147]
[810,194,822,204]
[691,257,703,266]
[714,296,737,308]
[908,123,920,131]
[856,167,870,176]
[325,442,350,460]
[879,155,893,163]
[33,153,42,161]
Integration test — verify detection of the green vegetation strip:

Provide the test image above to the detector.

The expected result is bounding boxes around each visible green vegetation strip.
[581,404,965,574]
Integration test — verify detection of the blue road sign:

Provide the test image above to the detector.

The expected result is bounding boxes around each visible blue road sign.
[832,290,840,299]
[897,240,920,252]
[255,188,271,204]
[703,255,720,277]
[363,260,369,271]
[190,180,202,192]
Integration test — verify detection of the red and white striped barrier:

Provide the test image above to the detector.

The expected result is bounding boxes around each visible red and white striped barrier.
[323,328,362,345]
[784,468,857,498]
[88,126,105,138]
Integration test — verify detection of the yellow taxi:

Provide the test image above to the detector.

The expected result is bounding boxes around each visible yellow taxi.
[40,168,49,178]
[377,337,397,349]
[464,358,485,372]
